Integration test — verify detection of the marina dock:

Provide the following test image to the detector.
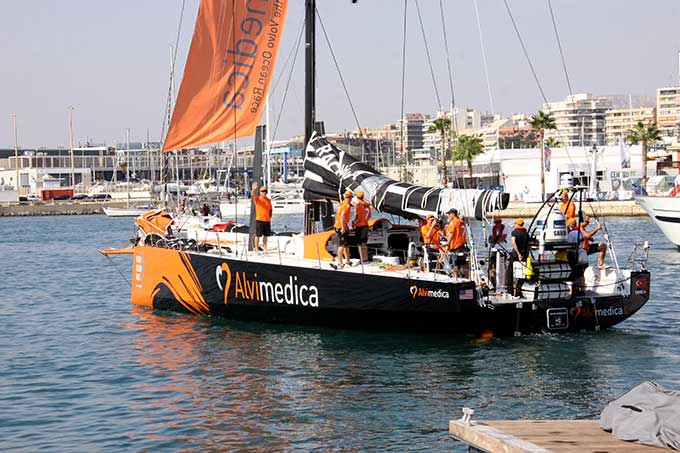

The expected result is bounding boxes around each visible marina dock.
[449,419,664,452]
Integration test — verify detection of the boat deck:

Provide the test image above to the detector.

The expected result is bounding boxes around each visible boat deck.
[449,419,665,452]
[205,247,470,284]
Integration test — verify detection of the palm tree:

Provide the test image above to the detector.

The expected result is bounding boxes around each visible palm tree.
[545,137,561,148]
[453,134,484,178]
[529,110,556,199]
[626,120,662,190]
[427,117,452,186]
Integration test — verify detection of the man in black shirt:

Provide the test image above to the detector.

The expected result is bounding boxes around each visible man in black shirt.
[505,218,530,297]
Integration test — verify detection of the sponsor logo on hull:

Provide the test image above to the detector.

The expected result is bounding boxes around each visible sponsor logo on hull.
[216,263,319,307]
[409,285,450,300]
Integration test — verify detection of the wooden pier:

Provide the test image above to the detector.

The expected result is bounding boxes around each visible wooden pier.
[450,419,664,452]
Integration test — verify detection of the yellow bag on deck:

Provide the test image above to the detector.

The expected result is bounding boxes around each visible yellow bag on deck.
[525,256,534,279]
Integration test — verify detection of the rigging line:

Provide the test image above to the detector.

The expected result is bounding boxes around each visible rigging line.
[271,19,305,143]
[104,254,131,287]
[160,0,187,144]
[473,0,495,115]
[316,8,363,134]
[415,0,442,112]
[502,0,548,104]
[545,0,608,229]
[439,0,457,131]
[547,0,574,99]
[503,0,600,222]
[270,15,305,98]
[399,0,408,159]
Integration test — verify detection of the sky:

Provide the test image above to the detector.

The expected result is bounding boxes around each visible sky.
[1,0,680,149]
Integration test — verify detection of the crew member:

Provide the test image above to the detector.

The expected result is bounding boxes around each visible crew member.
[353,190,371,263]
[332,190,353,269]
[568,216,607,270]
[505,218,529,298]
[251,181,272,253]
[581,216,607,269]
[559,191,576,222]
[420,213,443,270]
[487,215,507,285]
[445,208,468,277]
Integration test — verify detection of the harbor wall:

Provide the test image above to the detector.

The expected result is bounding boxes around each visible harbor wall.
[0,200,646,217]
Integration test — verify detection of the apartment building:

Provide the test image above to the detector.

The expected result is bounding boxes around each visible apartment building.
[543,93,611,147]
[656,86,680,136]
[604,107,655,145]
[392,113,429,152]
[422,108,482,151]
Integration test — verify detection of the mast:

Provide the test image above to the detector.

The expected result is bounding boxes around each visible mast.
[305,0,316,148]
[68,106,75,192]
[126,128,131,207]
[303,0,316,235]
[12,113,19,196]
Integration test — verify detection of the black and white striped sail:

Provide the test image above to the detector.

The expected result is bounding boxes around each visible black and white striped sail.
[302,133,509,220]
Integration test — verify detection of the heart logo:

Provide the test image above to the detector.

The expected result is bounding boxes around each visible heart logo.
[221,263,232,304]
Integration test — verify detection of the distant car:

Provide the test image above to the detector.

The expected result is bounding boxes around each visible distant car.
[53,195,70,201]
[26,194,40,201]
[91,193,112,200]
[70,194,89,200]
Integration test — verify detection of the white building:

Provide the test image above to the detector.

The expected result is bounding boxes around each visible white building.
[477,145,647,200]
[544,93,612,147]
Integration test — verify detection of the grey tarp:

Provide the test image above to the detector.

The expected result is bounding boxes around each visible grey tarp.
[600,381,680,450]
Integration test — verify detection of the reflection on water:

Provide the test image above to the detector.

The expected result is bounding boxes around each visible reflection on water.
[0,215,679,452]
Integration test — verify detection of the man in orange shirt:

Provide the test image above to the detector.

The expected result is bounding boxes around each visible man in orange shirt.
[353,190,371,263]
[420,213,443,270]
[251,181,273,253]
[559,191,576,222]
[331,190,352,269]
[445,208,468,277]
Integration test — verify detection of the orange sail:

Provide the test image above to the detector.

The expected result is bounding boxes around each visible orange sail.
[163,0,288,152]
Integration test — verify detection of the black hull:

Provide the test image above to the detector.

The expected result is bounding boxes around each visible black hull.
[132,246,650,335]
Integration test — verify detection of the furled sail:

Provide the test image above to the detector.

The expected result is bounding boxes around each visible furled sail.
[163,0,288,152]
[303,133,509,220]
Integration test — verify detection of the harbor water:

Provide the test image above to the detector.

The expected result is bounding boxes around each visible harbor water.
[1,214,679,452]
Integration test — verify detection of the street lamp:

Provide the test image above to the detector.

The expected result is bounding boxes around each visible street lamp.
[588,143,600,199]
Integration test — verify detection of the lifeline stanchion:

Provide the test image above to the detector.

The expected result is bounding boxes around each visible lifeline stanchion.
[315,242,322,269]
[277,238,282,265]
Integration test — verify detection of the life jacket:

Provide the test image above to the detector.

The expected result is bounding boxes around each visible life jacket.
[491,223,505,243]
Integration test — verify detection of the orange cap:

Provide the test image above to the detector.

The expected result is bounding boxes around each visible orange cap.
[514,218,524,226]
[259,186,268,192]
[343,189,353,198]
[356,190,364,198]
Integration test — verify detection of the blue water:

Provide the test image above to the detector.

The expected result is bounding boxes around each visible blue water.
[1,215,678,452]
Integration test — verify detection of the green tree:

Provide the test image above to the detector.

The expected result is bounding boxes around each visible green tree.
[453,135,484,178]
[529,110,556,198]
[427,117,451,186]
[626,120,662,189]
[545,137,561,148]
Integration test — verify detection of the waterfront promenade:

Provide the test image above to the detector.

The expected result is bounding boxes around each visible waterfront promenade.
[0,199,646,217]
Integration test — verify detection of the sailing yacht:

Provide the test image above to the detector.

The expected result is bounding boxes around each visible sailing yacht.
[102,0,651,335]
